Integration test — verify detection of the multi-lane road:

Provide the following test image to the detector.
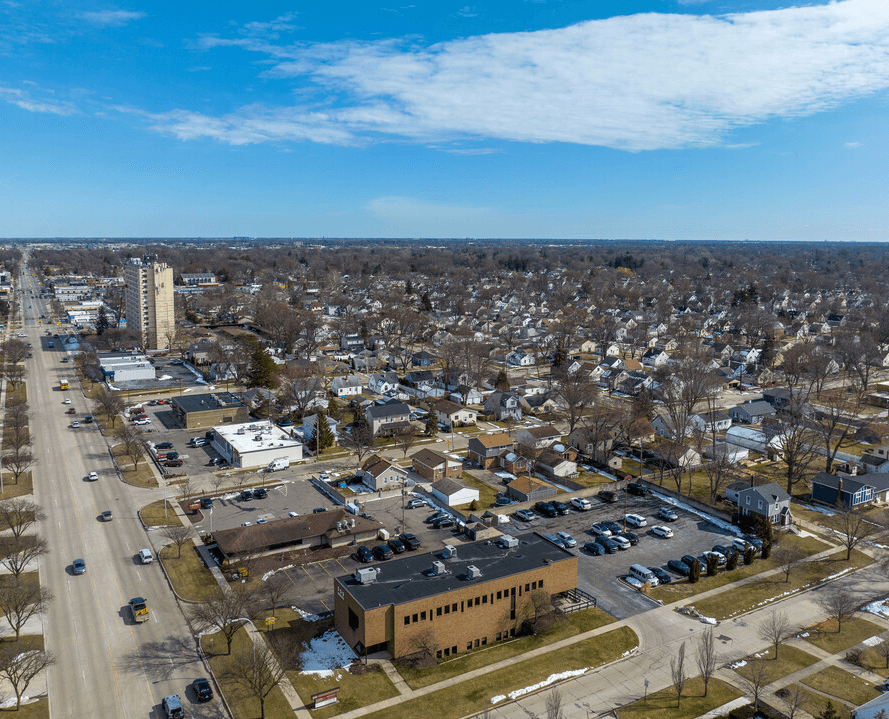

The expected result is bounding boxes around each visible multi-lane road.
[16,267,223,718]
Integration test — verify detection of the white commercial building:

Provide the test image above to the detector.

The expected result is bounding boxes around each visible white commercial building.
[99,352,156,382]
[212,420,304,470]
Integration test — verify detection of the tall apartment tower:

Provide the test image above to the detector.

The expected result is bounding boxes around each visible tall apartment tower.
[124,255,175,350]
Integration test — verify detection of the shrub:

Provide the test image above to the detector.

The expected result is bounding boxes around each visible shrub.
[726,550,739,570]
[743,547,755,565]
[706,553,719,577]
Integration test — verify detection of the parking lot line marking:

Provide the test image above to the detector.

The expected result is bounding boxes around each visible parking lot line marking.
[334,558,351,573]
[300,565,317,584]
[317,562,334,578]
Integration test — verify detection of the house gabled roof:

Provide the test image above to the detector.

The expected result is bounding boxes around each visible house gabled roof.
[411,448,452,469]
[523,424,561,440]
[432,477,472,497]
[738,482,790,504]
[473,432,514,448]
[361,454,405,478]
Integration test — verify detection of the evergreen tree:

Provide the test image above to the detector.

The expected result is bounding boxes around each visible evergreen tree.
[705,553,719,577]
[761,540,772,560]
[420,291,433,312]
[247,343,279,389]
[726,550,739,571]
[314,410,335,452]
[743,547,756,565]
[689,559,701,583]
[495,369,510,391]
[425,413,438,437]
[820,701,839,719]
[95,305,110,335]
[405,279,413,295]
[552,339,568,370]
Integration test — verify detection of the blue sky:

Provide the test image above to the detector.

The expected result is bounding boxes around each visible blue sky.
[1,0,888,240]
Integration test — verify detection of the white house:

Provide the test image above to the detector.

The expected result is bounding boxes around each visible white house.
[430,477,479,507]
[331,375,364,398]
[507,349,535,367]
[725,425,783,453]
[368,371,400,395]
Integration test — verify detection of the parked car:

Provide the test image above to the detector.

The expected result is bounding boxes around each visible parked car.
[387,537,406,554]
[594,536,619,554]
[356,546,374,563]
[658,507,679,522]
[193,677,213,702]
[426,510,448,524]
[407,498,427,509]
[610,534,631,550]
[626,482,648,496]
[72,558,86,575]
[494,496,517,507]
[584,541,606,556]
[702,550,727,567]
[570,497,592,511]
[542,533,566,548]
[239,491,253,501]
[668,559,691,576]
[155,442,174,450]
[598,490,617,503]
[650,567,672,585]
[625,513,647,528]
[253,488,268,499]
[603,521,623,535]
[652,525,674,538]
[372,544,394,561]
[133,418,150,425]
[551,500,570,515]
[514,509,535,522]
[432,517,455,529]
[399,533,421,550]
[712,544,736,559]
[616,531,638,546]
[589,523,612,537]
[555,531,577,548]
[681,554,701,571]
[534,502,558,518]
[163,459,183,467]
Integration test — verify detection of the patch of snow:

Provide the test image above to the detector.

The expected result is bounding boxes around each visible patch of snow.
[795,530,816,539]
[701,617,717,625]
[300,630,356,677]
[650,491,743,537]
[862,636,883,647]
[802,504,837,517]
[729,659,748,669]
[292,606,321,622]
[0,696,35,708]
[625,576,643,588]
[798,632,810,638]
[864,599,889,619]
[158,374,173,381]
[753,650,770,659]
[622,646,638,657]
[490,668,590,704]
[262,565,294,582]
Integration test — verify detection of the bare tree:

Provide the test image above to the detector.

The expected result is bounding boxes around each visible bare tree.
[545,688,565,719]
[779,683,808,719]
[670,641,688,708]
[0,535,48,580]
[818,588,858,632]
[93,386,125,428]
[739,659,771,711]
[393,424,417,459]
[2,339,29,366]
[0,499,45,539]
[772,411,820,495]
[261,573,290,619]
[696,627,718,697]
[0,582,52,641]
[553,370,597,435]
[825,505,880,560]
[773,547,805,584]
[0,644,56,710]
[162,525,193,559]
[876,640,889,669]
[1,448,36,486]
[118,424,145,471]
[225,630,301,719]
[758,611,796,660]
[177,477,198,505]
[342,422,376,469]
[811,387,864,474]
[187,587,253,655]
[404,628,438,661]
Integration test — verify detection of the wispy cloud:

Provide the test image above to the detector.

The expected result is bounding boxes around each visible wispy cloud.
[80,10,146,27]
[844,141,862,148]
[151,0,889,152]
[456,6,479,18]
[0,87,77,115]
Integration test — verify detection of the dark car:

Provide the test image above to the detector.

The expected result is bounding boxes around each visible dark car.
[83,415,93,423]
[551,500,570,515]
[598,490,617,503]
[514,509,535,522]
[163,459,183,467]
[594,535,619,554]
[239,490,253,501]
[494,496,517,507]
[387,537,406,554]
[650,566,672,585]
[584,541,606,556]
[155,442,174,450]
[603,521,623,535]
[72,558,86,575]
[399,533,421,550]
[681,554,702,571]
[426,510,448,524]
[200,497,213,509]
[253,488,268,499]
[356,545,374,563]
[313,507,327,514]
[617,531,639,546]
[193,677,213,702]
[66,407,76,414]
[432,517,455,529]
[668,559,691,576]
[372,544,394,561]
[158,451,179,460]
[626,482,648,496]
[658,507,679,522]
[712,544,736,559]
[534,502,558,518]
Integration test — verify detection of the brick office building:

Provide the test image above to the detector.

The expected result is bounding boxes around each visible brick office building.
[334,533,577,659]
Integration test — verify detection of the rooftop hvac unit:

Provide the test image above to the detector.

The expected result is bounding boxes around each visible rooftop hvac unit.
[355,567,379,585]
[500,535,519,549]
[431,560,447,576]
[467,565,481,580]
[442,545,457,559]
[336,522,343,531]
[350,518,356,528]
[237,428,245,435]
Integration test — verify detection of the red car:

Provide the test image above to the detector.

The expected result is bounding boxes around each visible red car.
[163,459,183,467]
[66,408,76,414]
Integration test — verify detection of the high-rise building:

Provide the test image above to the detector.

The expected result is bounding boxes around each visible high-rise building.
[124,255,175,350]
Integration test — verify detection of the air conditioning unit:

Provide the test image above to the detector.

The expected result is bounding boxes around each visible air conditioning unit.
[431,560,447,576]
[500,535,519,549]
[467,565,481,580]
[355,567,379,585]
[442,545,457,559]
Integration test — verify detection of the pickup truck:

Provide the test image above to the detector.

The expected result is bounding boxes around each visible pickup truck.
[129,597,149,623]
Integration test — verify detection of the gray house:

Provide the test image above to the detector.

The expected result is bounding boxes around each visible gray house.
[737,482,791,525]
[728,400,777,424]
[364,402,411,436]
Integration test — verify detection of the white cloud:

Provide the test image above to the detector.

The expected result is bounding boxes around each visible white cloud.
[0,87,77,115]
[844,141,862,148]
[156,0,889,151]
[457,6,479,18]
[80,10,146,27]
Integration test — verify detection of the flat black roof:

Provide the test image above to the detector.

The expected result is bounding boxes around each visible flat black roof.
[337,533,575,610]
[172,392,246,414]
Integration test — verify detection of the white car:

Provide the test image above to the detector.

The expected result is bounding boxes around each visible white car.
[652,525,673,538]
[555,532,577,548]
[625,513,647,528]
[87,471,99,482]
[71,421,80,428]
[570,497,592,511]
[63,398,71,405]
[288,511,299,518]
[611,534,631,550]
[133,418,150,425]
[241,522,252,527]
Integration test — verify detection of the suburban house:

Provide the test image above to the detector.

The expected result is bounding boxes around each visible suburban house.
[368,371,401,395]
[302,413,339,445]
[364,402,412,436]
[651,441,701,469]
[535,450,578,479]
[810,472,889,507]
[568,426,615,462]
[504,475,558,502]
[331,375,364,397]
[430,398,478,429]
[688,410,732,434]
[652,415,692,439]
[514,424,562,451]
[411,448,463,482]
[448,384,484,405]
[728,400,777,424]
[360,454,409,491]
[467,433,514,469]
[737,482,791,525]
[704,442,749,464]
[507,349,535,366]
[411,350,437,367]
[725,425,784,454]
[430,477,479,507]
[484,391,523,421]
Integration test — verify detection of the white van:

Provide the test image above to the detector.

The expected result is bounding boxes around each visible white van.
[629,564,658,586]
[267,458,289,472]
[138,549,154,564]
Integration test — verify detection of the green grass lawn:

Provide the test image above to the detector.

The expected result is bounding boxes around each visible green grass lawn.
[0,635,47,716]
[159,543,224,602]
[361,626,638,719]
[801,665,881,707]
[789,685,852,719]
[733,644,820,682]
[397,606,616,690]
[459,471,500,508]
[650,533,831,604]
[616,676,744,719]
[689,549,872,621]
[201,626,294,719]
[571,473,616,488]
[859,640,889,672]
[138,500,183,527]
[0,470,34,500]
[803,616,886,655]
[111,443,156,487]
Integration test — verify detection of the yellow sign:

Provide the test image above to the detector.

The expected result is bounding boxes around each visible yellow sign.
[265,617,276,627]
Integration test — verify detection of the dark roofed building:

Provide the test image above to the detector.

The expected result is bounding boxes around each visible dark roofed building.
[170,392,250,429]
[334,533,578,658]
[365,402,411,436]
